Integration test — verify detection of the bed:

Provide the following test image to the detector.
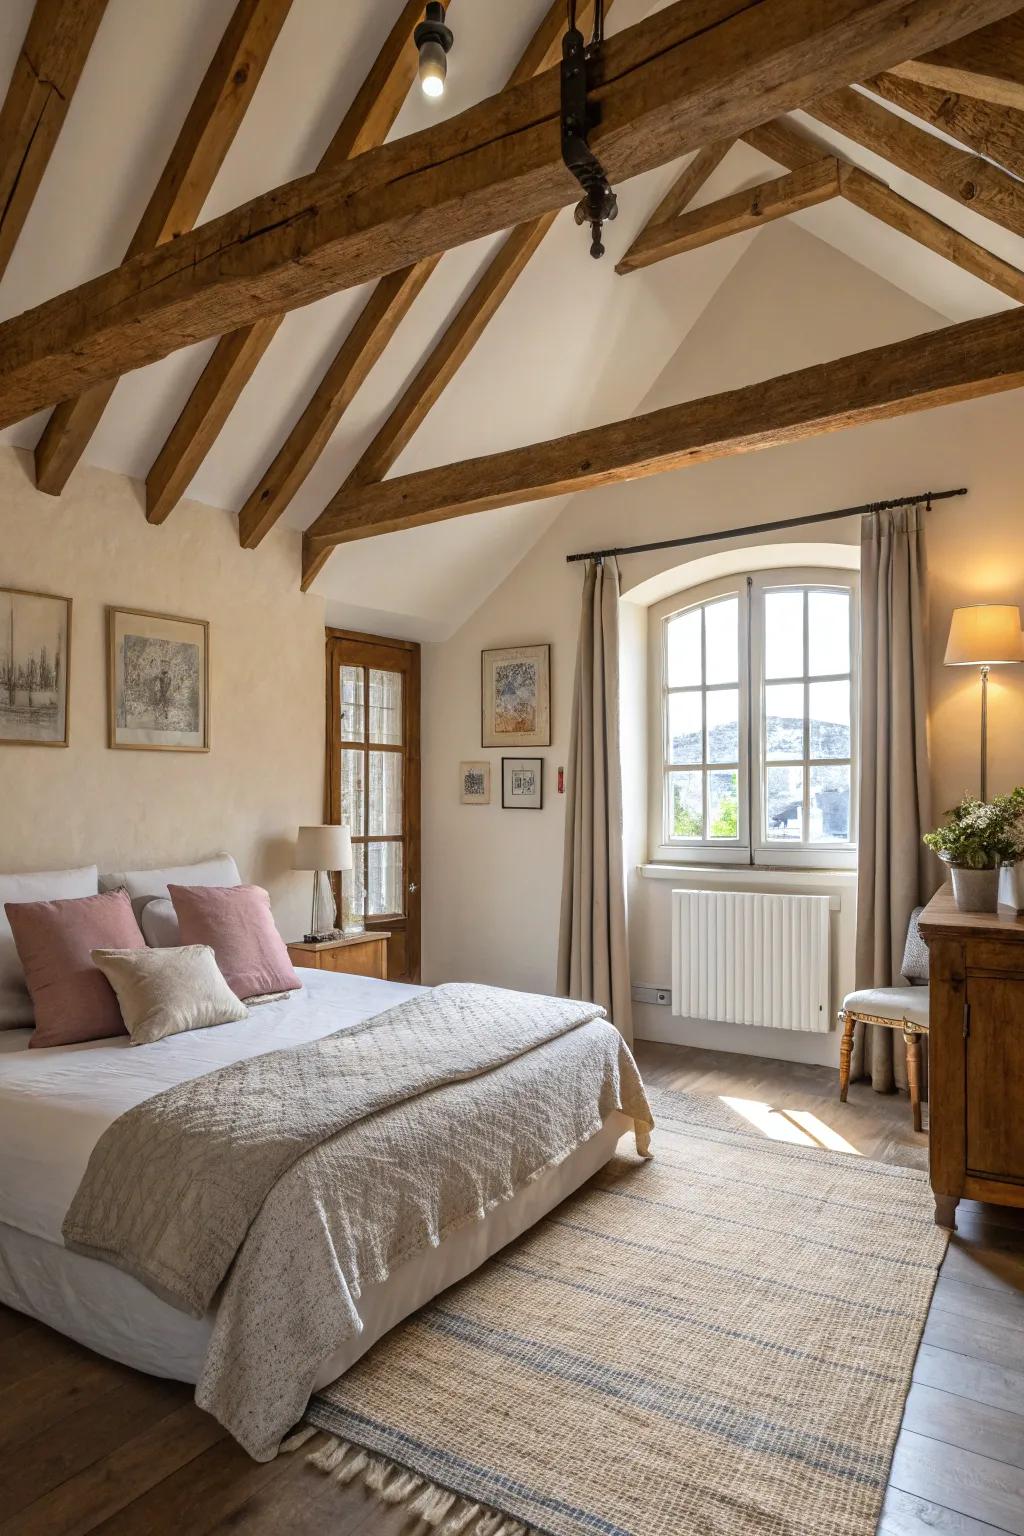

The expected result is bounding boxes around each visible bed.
[0,967,651,1460]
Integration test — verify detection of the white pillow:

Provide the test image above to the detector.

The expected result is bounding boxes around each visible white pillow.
[91,945,248,1045]
[139,898,179,948]
[100,854,241,942]
[0,865,99,1027]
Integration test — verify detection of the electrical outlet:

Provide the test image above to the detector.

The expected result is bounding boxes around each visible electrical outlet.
[631,983,671,1006]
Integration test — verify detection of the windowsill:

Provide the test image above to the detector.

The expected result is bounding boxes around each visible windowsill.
[639,862,857,883]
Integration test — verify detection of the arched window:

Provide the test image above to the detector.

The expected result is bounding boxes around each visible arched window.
[648,569,858,868]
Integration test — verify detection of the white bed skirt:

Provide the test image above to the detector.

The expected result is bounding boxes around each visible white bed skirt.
[0,1111,632,1390]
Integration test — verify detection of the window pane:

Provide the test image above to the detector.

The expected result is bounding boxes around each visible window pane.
[810,764,851,842]
[704,598,738,685]
[343,843,366,927]
[368,750,402,835]
[706,687,739,763]
[666,609,701,688]
[340,665,364,741]
[764,591,804,678]
[766,766,804,840]
[668,771,703,839]
[341,749,365,835]
[367,841,403,916]
[765,683,804,760]
[808,590,850,677]
[809,680,850,760]
[369,669,402,745]
[668,691,702,765]
[709,770,739,840]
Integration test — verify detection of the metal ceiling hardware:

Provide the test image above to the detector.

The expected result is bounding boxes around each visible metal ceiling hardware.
[561,0,617,258]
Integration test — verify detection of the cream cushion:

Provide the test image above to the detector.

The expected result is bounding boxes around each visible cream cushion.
[841,986,930,1028]
[0,865,99,1027]
[91,945,248,1045]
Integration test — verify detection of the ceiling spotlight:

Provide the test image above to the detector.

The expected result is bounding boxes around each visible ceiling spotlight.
[415,2,453,99]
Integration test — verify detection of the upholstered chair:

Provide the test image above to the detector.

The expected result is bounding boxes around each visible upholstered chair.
[838,908,929,1132]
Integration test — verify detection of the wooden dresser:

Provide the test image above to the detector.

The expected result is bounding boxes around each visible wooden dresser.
[919,885,1024,1229]
[286,932,390,981]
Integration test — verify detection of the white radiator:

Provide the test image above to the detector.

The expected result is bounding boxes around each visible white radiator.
[671,890,831,1033]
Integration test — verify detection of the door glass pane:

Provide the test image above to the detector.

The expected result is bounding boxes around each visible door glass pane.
[704,598,739,685]
[666,609,701,688]
[341,749,365,835]
[706,687,739,763]
[668,771,703,839]
[708,769,739,840]
[368,750,402,835]
[343,843,366,927]
[765,683,804,759]
[667,691,702,764]
[766,766,804,840]
[808,590,850,677]
[809,680,850,760]
[367,841,403,916]
[810,764,851,842]
[764,591,804,679]
[340,666,364,742]
[369,669,402,745]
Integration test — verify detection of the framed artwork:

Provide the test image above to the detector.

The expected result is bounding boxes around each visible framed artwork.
[481,644,550,748]
[0,587,71,747]
[108,607,209,752]
[502,756,543,810]
[460,760,491,805]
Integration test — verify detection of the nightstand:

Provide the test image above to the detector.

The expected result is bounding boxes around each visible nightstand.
[287,932,391,981]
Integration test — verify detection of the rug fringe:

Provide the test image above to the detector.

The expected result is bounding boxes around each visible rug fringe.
[302,1431,541,1535]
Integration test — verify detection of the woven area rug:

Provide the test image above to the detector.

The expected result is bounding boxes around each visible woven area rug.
[302,1086,947,1536]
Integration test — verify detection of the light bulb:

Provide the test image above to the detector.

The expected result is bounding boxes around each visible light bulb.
[419,38,447,97]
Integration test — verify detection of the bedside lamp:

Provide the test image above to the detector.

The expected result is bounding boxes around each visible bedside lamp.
[294,824,353,943]
[945,604,1024,800]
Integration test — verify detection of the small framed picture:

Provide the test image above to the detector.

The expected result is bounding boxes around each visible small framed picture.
[482,644,550,748]
[460,760,491,805]
[502,756,543,810]
[108,607,209,752]
[0,587,72,747]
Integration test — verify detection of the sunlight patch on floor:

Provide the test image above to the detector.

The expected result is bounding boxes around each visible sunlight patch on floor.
[719,1097,862,1155]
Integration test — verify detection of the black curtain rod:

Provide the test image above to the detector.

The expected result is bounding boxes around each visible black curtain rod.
[564,487,968,564]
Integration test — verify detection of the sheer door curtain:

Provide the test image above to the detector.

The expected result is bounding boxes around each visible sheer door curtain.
[854,506,936,1093]
[558,557,633,1044]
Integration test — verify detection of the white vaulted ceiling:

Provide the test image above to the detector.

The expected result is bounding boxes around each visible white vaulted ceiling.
[0,0,1020,638]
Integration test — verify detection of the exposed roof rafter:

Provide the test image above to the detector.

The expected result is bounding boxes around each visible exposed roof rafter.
[865,70,1024,181]
[890,11,1024,111]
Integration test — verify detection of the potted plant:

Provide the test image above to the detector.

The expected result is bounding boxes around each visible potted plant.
[924,794,1024,913]
[998,785,1024,914]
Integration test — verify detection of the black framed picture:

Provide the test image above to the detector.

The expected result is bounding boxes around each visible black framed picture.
[502,756,543,809]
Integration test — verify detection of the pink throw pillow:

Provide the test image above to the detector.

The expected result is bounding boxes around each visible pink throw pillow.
[6,890,146,1048]
[168,884,301,1001]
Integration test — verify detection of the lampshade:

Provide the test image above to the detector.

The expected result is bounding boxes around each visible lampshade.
[294,824,353,872]
[944,605,1024,667]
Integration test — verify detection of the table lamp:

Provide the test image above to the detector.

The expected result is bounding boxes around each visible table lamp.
[294,824,353,943]
[944,604,1024,800]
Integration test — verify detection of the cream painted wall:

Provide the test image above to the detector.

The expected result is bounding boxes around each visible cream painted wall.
[0,448,325,940]
[421,222,1024,1065]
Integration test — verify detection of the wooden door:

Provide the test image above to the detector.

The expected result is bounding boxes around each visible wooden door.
[966,973,1024,1183]
[326,630,420,982]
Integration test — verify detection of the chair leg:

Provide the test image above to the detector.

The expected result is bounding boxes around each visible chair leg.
[904,1028,923,1134]
[838,1010,855,1102]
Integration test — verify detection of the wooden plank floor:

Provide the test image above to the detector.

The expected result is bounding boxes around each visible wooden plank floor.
[1,1041,1022,1535]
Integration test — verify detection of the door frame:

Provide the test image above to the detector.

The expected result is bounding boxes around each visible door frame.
[325,627,421,982]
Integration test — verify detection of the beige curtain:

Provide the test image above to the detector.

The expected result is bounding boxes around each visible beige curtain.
[557,557,633,1043]
[853,506,935,1092]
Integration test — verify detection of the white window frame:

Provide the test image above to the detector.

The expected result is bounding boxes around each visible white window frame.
[648,567,859,870]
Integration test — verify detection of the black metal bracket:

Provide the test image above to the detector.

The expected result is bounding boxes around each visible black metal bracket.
[560,19,617,258]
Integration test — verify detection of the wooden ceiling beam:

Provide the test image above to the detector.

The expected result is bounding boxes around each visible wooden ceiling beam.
[743,117,1024,304]
[32,0,294,498]
[0,0,1015,430]
[238,0,591,553]
[890,13,1024,111]
[302,305,1024,554]
[144,0,424,525]
[807,85,1024,241]
[615,138,736,274]
[616,157,842,275]
[865,72,1024,181]
[0,0,109,283]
